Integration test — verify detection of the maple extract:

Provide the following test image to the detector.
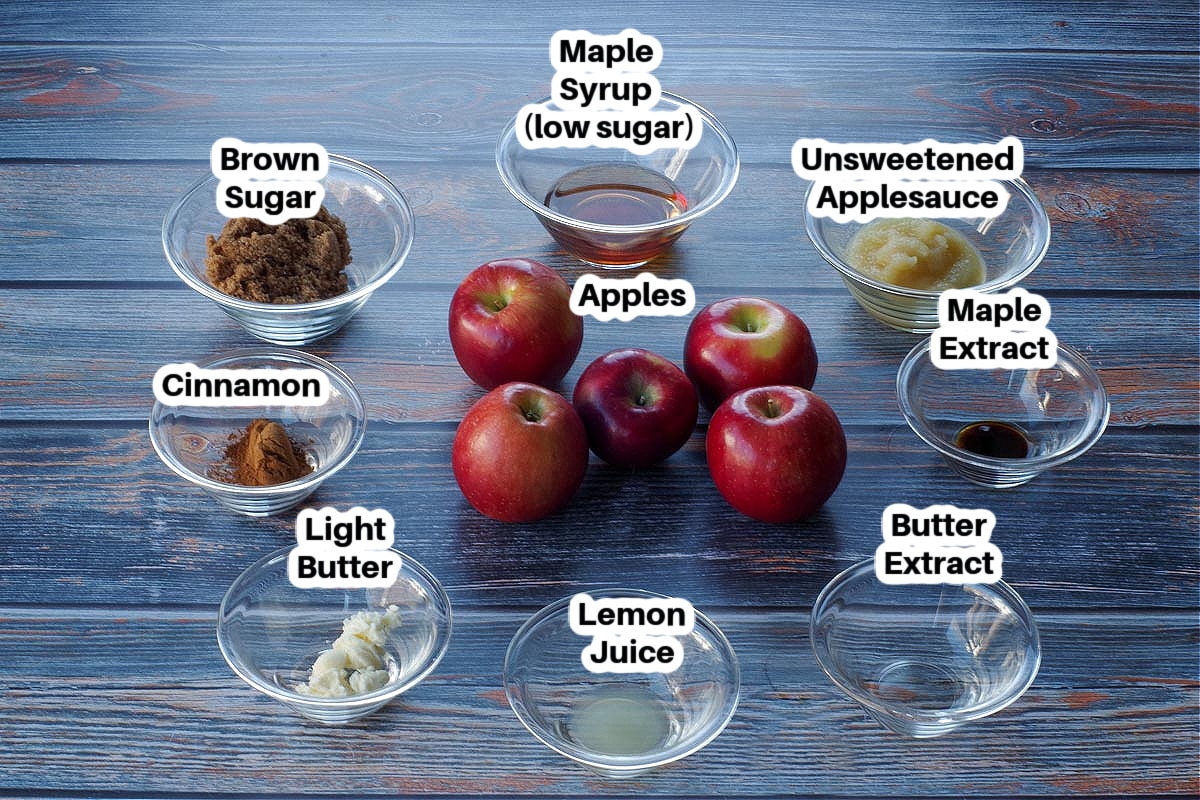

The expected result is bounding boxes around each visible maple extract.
[954,421,1031,459]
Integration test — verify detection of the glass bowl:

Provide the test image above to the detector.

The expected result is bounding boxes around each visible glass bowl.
[163,154,415,345]
[811,559,1040,738]
[496,92,739,268]
[503,589,740,777]
[897,338,1109,487]
[148,349,366,516]
[217,545,452,725]
[802,177,1050,332]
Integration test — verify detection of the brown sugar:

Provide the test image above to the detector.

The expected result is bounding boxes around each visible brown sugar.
[210,418,313,487]
[205,206,352,304]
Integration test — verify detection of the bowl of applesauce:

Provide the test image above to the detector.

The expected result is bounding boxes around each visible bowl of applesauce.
[802,178,1050,333]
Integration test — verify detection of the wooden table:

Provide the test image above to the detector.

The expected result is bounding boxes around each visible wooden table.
[2,2,1197,796]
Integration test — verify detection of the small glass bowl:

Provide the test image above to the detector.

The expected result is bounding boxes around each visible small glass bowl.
[811,559,1040,738]
[503,589,740,777]
[148,349,366,516]
[217,545,452,725]
[897,338,1109,488]
[802,178,1050,332]
[163,154,415,345]
[496,92,740,268]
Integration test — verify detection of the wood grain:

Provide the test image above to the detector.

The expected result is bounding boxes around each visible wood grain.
[0,164,1196,292]
[0,424,1193,610]
[0,2,1196,797]
[4,0,1198,52]
[0,47,1195,166]
[0,286,1194,427]
[0,609,1195,796]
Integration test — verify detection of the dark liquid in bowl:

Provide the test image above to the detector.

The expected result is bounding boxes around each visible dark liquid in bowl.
[955,421,1031,459]
[539,163,690,265]
[544,163,687,226]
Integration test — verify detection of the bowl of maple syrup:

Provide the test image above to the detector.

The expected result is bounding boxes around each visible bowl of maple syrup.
[496,92,739,268]
[896,338,1109,487]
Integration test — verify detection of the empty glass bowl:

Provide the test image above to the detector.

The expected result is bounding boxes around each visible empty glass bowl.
[811,559,1040,738]
[897,338,1109,487]
[148,349,366,516]
[503,589,740,777]
[163,154,415,344]
[217,545,452,724]
[802,178,1050,332]
[496,92,739,268]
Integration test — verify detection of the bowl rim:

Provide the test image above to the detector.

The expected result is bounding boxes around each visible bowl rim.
[502,587,741,772]
[162,153,416,313]
[215,544,454,708]
[147,348,367,496]
[495,91,741,235]
[896,337,1111,472]
[809,558,1042,726]
[802,176,1051,298]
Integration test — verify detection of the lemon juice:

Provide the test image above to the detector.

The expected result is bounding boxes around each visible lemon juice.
[567,685,673,756]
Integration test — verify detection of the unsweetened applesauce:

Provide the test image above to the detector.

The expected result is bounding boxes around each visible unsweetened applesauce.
[845,218,985,291]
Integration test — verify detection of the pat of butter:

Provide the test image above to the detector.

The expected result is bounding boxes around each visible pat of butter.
[297,605,402,698]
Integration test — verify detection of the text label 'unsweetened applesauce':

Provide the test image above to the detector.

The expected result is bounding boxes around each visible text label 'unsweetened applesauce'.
[792,136,1025,222]
[570,593,695,673]
[288,507,401,589]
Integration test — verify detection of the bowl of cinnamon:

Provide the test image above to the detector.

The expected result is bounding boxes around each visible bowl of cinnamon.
[163,154,415,345]
[149,349,366,516]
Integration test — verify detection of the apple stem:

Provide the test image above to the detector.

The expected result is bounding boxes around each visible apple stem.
[731,307,759,333]
[764,397,780,418]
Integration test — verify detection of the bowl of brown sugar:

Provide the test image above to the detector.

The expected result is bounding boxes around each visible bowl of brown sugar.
[149,349,367,516]
[163,155,415,345]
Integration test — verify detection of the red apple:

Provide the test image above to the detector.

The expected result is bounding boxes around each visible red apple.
[684,297,818,411]
[706,385,846,523]
[449,258,584,389]
[452,382,588,522]
[573,348,698,468]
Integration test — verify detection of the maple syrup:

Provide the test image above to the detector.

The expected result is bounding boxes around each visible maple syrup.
[541,163,689,266]
[954,421,1031,459]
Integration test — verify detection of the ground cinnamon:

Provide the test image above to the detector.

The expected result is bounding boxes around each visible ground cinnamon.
[210,418,313,486]
[205,206,352,303]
